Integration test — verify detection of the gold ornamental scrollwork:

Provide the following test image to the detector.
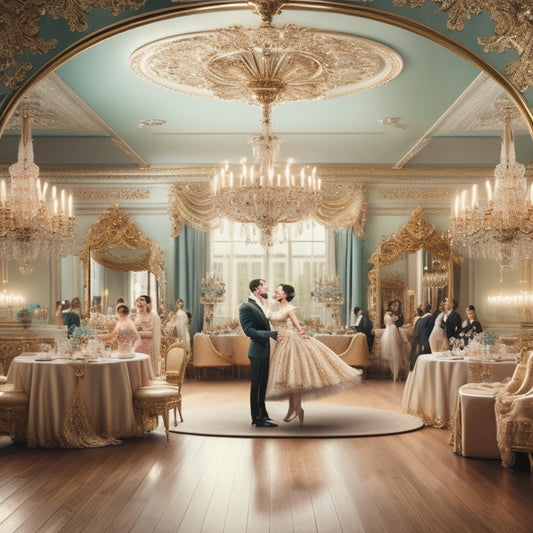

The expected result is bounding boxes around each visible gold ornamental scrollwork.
[80,205,166,315]
[367,206,461,327]
[0,0,147,90]
[392,0,533,93]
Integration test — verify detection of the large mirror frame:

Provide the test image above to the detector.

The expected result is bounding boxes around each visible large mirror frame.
[367,207,461,328]
[80,205,167,316]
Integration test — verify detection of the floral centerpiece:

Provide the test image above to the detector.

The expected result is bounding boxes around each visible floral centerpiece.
[70,326,94,354]
[312,274,344,326]
[16,307,32,325]
[200,274,226,331]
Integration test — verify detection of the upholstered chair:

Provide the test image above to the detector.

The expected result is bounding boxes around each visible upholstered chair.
[133,385,180,442]
[0,381,29,443]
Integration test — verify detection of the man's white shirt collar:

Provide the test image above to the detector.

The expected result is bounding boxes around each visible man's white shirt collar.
[249,293,269,317]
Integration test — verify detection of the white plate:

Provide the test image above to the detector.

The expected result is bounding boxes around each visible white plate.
[118,352,134,359]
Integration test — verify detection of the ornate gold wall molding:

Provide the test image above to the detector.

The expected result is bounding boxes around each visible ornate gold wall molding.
[0,1,147,90]
[392,0,533,92]
[75,188,150,201]
[378,187,455,200]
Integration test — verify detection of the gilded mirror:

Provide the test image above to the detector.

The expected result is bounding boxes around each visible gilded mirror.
[80,205,166,316]
[367,207,461,327]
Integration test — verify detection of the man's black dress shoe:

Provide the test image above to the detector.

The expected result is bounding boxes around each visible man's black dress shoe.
[254,419,278,428]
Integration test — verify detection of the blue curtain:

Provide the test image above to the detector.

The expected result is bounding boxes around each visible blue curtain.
[335,229,364,326]
[174,225,209,337]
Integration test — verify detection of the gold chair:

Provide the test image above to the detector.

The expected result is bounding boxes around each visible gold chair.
[161,341,188,423]
[133,385,180,442]
[0,383,29,443]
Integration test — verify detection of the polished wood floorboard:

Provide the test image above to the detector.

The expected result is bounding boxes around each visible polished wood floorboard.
[1,378,531,533]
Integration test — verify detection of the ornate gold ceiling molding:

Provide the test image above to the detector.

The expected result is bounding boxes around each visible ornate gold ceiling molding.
[129,26,403,105]
[0,0,147,90]
[392,0,533,92]
[74,188,150,201]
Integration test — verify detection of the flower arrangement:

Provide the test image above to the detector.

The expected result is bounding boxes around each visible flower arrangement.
[70,326,94,351]
[16,308,32,324]
[311,274,343,304]
[200,274,226,303]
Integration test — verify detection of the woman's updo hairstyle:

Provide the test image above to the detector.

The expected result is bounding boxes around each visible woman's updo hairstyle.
[280,284,295,302]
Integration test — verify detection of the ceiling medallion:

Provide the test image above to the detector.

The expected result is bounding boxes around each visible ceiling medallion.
[129,26,403,106]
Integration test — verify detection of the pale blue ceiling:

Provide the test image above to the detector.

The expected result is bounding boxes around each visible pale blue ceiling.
[1,8,531,169]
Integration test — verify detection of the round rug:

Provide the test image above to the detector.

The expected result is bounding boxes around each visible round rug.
[169,404,423,438]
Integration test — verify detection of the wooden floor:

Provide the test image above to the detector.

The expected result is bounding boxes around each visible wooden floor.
[1,378,531,533]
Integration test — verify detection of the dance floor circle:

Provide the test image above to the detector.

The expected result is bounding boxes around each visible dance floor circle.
[169,404,423,438]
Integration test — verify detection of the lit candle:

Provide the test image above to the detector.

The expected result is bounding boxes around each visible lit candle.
[42,182,48,202]
[229,171,234,188]
[68,194,73,218]
[277,174,281,187]
[52,186,57,201]
[454,195,459,218]
[61,189,66,215]
[0,180,5,206]
[53,199,58,215]
[300,169,304,188]
[486,180,492,203]
[317,178,321,191]
[471,184,477,209]
[461,190,466,212]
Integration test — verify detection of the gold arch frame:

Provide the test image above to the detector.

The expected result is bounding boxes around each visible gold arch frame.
[367,206,462,327]
[80,204,166,316]
[0,1,532,136]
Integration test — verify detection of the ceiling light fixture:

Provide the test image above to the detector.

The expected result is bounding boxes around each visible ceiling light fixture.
[0,103,76,274]
[449,102,533,273]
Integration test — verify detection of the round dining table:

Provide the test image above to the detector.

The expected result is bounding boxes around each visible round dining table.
[6,352,154,447]
[402,352,517,429]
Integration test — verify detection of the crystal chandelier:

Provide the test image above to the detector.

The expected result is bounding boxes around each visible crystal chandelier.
[211,103,320,247]
[449,105,533,272]
[0,104,76,274]
[422,260,448,289]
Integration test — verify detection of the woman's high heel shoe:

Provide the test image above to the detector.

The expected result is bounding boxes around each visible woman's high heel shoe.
[296,407,304,425]
[284,410,297,422]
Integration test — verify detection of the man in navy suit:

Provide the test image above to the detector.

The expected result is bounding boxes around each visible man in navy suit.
[239,279,280,428]
[62,299,80,337]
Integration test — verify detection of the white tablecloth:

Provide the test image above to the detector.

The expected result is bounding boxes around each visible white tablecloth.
[402,353,517,428]
[7,353,154,447]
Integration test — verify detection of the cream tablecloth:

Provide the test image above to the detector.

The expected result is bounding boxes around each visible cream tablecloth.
[6,352,154,447]
[402,353,517,428]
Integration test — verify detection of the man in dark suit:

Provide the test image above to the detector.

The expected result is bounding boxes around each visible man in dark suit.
[62,299,80,337]
[443,297,462,343]
[239,279,280,428]
[353,306,374,350]
[410,301,432,370]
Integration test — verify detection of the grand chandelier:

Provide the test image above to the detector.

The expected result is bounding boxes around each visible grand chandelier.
[211,102,321,247]
[0,104,76,274]
[449,105,533,272]
[422,260,448,289]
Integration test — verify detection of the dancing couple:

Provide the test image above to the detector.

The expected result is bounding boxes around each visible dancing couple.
[239,279,362,428]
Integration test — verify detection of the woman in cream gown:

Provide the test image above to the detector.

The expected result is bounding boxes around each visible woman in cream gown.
[429,311,449,353]
[266,284,362,425]
[100,303,142,354]
[380,311,410,381]
[134,294,161,375]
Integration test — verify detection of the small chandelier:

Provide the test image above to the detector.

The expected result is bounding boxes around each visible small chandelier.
[1,104,76,274]
[422,260,448,289]
[449,105,533,272]
[211,103,321,247]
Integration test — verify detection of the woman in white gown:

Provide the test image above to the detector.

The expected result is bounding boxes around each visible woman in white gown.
[380,311,410,381]
[165,298,191,352]
[266,284,362,425]
[429,311,449,353]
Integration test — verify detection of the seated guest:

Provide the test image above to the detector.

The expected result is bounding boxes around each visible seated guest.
[353,306,374,350]
[62,299,80,337]
[459,304,483,346]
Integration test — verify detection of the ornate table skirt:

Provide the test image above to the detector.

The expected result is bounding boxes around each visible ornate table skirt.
[402,353,517,429]
[6,353,155,447]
